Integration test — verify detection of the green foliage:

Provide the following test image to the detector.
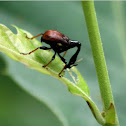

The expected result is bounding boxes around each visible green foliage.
[0,23,105,124]
[0,23,90,96]
[0,1,125,126]
[0,21,116,125]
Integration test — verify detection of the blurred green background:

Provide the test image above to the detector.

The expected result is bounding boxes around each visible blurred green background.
[0,1,126,126]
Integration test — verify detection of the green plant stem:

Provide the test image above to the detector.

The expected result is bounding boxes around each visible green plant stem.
[82,1,119,126]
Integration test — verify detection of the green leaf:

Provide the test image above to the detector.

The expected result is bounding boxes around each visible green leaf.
[0,24,89,94]
[0,2,125,126]
[0,24,90,95]
[0,24,105,125]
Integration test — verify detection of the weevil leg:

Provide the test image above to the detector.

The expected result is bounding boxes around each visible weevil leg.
[58,64,67,77]
[62,50,67,58]
[43,52,56,68]
[66,41,81,69]
[20,47,39,55]
[58,53,67,64]
[26,33,43,40]
[20,46,51,55]
[57,53,68,77]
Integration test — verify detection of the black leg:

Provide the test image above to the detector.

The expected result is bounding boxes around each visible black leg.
[58,53,67,64]
[39,46,52,50]
[57,53,68,77]
[66,42,81,68]
[43,52,56,68]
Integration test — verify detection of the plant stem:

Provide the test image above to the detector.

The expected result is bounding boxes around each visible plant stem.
[82,1,119,126]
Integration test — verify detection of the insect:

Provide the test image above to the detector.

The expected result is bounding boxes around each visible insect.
[20,30,81,77]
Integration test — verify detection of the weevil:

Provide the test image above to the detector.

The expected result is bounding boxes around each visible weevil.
[20,30,81,77]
